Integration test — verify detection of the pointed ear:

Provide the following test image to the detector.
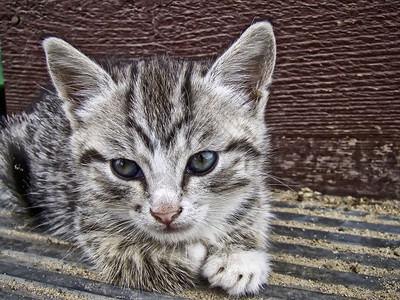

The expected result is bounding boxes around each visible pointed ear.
[208,21,276,101]
[42,37,114,105]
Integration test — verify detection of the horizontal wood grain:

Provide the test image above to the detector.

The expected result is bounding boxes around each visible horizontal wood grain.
[0,0,399,198]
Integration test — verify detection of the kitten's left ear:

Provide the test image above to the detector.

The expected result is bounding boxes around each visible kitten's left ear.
[208,21,276,103]
[42,37,114,107]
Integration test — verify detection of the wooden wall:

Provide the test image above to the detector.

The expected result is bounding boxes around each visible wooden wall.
[1,0,399,199]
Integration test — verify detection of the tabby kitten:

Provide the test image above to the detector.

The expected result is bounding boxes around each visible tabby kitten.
[0,21,276,296]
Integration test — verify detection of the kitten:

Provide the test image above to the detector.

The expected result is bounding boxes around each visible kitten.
[0,21,276,296]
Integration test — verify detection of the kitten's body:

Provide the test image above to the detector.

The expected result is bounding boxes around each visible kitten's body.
[0,22,276,296]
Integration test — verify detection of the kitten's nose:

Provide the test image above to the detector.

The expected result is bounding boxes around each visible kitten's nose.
[150,207,182,226]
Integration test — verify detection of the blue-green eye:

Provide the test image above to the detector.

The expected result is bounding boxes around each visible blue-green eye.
[186,151,218,175]
[111,159,143,180]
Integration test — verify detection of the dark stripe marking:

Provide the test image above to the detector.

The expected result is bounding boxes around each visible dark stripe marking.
[9,144,31,204]
[208,178,251,193]
[225,139,261,157]
[126,118,155,153]
[79,149,107,165]
[226,198,255,225]
[182,61,193,124]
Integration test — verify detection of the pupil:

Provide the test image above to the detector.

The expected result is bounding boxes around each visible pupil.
[196,153,209,167]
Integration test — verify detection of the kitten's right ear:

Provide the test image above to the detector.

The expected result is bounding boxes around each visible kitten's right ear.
[207,22,276,104]
[42,37,114,105]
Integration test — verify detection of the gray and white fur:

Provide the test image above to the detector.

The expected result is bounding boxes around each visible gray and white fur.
[0,22,276,296]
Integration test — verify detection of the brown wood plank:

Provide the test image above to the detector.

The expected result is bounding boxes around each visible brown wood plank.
[0,0,399,198]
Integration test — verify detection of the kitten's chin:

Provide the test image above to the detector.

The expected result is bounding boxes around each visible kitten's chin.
[148,224,198,243]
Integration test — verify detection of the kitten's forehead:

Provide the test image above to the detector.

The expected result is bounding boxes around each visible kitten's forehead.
[123,58,205,151]
[103,57,254,161]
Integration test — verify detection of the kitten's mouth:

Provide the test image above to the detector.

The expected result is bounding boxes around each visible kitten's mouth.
[160,223,191,234]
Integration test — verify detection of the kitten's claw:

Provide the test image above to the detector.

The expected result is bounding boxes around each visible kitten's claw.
[202,250,270,296]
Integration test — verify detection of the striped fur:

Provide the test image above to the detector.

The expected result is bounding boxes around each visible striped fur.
[0,21,276,296]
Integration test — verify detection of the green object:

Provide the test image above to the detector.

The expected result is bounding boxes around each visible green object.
[0,40,6,117]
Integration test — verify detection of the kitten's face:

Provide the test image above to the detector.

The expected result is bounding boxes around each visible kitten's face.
[43,23,275,244]
[72,59,266,243]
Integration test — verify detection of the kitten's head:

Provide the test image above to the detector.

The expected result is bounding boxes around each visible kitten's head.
[43,22,276,244]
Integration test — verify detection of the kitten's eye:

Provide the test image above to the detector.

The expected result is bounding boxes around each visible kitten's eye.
[186,151,218,175]
[111,159,143,180]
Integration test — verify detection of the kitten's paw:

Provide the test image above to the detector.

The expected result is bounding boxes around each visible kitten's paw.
[186,242,207,271]
[202,250,270,296]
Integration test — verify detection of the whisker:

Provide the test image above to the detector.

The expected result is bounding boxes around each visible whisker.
[265,173,296,191]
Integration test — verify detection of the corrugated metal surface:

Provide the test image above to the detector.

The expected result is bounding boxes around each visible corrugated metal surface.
[1,0,399,199]
[1,190,399,299]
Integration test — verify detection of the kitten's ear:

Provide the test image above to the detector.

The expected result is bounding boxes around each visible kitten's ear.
[42,37,113,105]
[208,21,276,102]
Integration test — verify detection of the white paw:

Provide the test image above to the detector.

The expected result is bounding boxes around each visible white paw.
[202,250,270,296]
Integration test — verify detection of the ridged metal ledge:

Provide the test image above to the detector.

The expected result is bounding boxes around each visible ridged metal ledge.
[0,189,399,299]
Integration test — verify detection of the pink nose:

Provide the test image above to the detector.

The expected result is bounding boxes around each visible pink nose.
[150,208,182,225]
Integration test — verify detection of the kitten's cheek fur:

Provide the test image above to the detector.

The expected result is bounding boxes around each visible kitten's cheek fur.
[202,250,270,296]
